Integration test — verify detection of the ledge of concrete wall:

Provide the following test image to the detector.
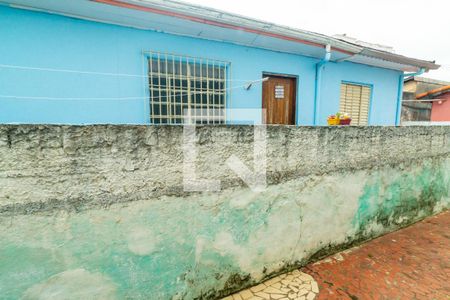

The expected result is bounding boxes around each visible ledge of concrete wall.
[1,125,449,214]
[0,125,449,299]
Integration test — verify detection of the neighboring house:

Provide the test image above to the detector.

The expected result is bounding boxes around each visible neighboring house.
[0,0,439,126]
[416,85,450,122]
[402,77,450,122]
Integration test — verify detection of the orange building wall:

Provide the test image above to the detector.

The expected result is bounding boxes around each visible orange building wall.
[431,92,450,121]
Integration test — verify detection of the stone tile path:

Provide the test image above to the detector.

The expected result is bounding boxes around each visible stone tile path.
[222,211,449,300]
[223,269,319,300]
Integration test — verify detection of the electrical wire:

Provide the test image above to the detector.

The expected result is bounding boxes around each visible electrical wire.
[0,80,266,101]
[0,63,271,100]
[0,63,265,82]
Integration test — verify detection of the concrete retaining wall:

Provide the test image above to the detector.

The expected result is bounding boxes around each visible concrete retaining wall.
[0,125,449,299]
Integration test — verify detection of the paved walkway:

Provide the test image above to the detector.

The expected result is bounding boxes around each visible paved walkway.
[223,269,319,300]
[223,211,449,300]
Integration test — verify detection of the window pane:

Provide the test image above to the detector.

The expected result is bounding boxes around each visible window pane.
[148,53,228,125]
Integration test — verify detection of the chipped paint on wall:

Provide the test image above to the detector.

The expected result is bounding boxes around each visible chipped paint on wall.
[21,269,118,300]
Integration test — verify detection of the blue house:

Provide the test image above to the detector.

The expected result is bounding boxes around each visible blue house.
[0,0,439,126]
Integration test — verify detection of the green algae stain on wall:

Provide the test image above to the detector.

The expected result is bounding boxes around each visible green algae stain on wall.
[354,158,450,234]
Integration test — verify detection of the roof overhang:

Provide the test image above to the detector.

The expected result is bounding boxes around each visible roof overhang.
[1,0,441,72]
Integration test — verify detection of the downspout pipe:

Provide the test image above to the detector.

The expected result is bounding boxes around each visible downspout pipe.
[313,44,332,125]
[395,67,425,126]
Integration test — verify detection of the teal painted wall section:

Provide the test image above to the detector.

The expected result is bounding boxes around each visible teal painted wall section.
[0,158,449,299]
[0,6,402,125]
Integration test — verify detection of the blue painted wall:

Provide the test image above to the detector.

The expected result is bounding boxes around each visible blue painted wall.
[0,6,402,125]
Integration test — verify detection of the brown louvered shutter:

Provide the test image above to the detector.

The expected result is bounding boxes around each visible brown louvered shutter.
[339,83,371,125]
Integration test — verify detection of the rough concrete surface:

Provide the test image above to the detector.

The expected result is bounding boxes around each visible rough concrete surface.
[0,125,449,299]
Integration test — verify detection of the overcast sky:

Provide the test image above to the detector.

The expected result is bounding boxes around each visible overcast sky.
[185,0,450,81]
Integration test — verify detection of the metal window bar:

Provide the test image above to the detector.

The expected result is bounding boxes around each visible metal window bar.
[157,53,162,124]
[223,62,227,123]
[212,61,216,124]
[171,55,176,123]
[206,59,210,124]
[165,55,170,124]
[147,52,229,124]
[149,54,154,123]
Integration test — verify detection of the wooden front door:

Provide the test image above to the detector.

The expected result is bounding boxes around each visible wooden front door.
[262,75,296,125]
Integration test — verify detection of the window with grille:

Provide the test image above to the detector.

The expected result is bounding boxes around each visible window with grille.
[339,83,372,125]
[148,52,229,124]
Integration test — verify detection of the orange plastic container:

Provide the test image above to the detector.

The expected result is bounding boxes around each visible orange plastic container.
[327,117,340,126]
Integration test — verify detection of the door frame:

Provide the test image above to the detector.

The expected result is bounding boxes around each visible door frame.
[262,72,299,125]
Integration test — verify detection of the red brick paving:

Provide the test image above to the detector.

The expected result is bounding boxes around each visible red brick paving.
[302,211,450,300]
